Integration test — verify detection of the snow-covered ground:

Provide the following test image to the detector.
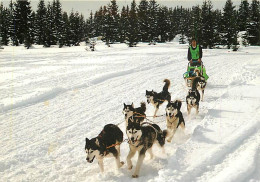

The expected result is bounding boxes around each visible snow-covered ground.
[0,42,260,182]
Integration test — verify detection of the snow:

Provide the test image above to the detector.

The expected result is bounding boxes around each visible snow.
[0,42,260,182]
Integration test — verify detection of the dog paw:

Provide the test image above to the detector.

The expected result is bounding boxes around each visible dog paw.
[120,161,124,167]
[128,165,133,170]
[132,174,139,178]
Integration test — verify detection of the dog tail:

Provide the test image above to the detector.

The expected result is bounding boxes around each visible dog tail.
[140,102,146,112]
[163,79,171,92]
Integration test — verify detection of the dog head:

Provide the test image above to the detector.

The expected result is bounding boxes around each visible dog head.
[187,90,198,104]
[85,138,101,163]
[123,103,135,118]
[194,68,201,77]
[146,90,154,104]
[197,79,206,89]
[166,100,182,117]
[126,121,142,145]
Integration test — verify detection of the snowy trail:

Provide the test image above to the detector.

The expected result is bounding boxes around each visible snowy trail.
[0,43,260,181]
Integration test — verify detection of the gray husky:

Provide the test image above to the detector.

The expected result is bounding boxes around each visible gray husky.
[85,124,124,172]
[126,121,166,178]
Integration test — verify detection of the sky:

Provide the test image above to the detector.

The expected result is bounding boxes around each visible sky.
[1,0,242,19]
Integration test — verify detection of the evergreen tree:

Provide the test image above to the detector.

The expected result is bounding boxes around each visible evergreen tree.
[108,0,120,42]
[148,0,159,43]
[127,0,139,46]
[35,0,47,45]
[13,0,32,45]
[54,0,66,47]
[189,5,202,43]
[119,6,129,43]
[157,6,171,42]
[212,9,222,46]
[222,0,238,49]
[62,12,70,46]
[0,3,10,45]
[138,0,149,42]
[238,0,250,31]
[8,0,18,46]
[248,0,260,45]
[201,0,214,48]
[45,2,55,46]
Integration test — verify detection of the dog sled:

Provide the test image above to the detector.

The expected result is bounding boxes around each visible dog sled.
[183,60,209,87]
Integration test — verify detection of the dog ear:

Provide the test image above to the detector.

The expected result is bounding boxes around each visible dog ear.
[85,138,89,142]
[95,138,100,147]
[146,90,148,95]
[131,102,134,108]
[124,103,126,108]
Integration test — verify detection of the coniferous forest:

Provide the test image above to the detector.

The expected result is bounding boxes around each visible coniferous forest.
[0,0,259,49]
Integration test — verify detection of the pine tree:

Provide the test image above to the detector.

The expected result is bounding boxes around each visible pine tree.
[212,9,222,46]
[8,0,18,46]
[108,0,120,42]
[222,0,238,49]
[119,6,129,43]
[35,0,47,45]
[138,0,149,42]
[0,3,10,45]
[238,0,250,31]
[248,0,260,45]
[189,5,202,43]
[13,0,32,45]
[148,0,159,43]
[62,12,70,46]
[157,6,171,42]
[127,0,139,46]
[201,0,214,48]
[24,10,35,49]
[45,2,55,46]
[53,0,65,47]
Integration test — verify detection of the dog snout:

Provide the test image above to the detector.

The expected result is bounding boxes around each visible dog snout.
[86,157,89,161]
[131,137,135,142]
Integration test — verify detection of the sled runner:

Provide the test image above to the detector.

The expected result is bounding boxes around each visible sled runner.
[183,60,209,87]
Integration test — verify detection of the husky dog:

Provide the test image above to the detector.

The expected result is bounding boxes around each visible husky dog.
[123,102,146,126]
[194,69,207,101]
[126,121,166,178]
[186,83,201,115]
[165,100,185,142]
[85,124,124,172]
[146,79,171,117]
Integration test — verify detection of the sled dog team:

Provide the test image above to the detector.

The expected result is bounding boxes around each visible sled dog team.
[85,70,206,178]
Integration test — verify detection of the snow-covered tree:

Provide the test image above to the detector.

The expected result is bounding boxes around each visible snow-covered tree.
[248,0,260,45]
[35,0,47,45]
[138,0,149,42]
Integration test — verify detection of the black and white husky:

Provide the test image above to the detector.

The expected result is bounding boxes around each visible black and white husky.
[85,124,124,172]
[186,78,201,115]
[126,121,166,178]
[194,68,207,101]
[146,79,171,117]
[123,102,146,126]
[165,100,185,142]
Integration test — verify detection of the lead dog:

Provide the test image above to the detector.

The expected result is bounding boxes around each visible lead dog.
[165,100,185,142]
[146,79,171,117]
[85,124,124,172]
[126,121,166,178]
